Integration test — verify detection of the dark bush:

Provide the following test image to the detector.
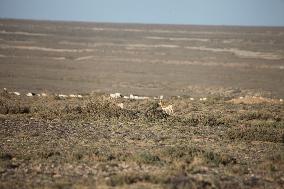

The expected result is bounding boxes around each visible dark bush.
[227,122,284,143]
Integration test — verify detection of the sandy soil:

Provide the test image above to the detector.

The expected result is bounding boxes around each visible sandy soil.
[0,19,284,98]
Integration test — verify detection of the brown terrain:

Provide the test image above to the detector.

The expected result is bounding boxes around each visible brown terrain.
[0,19,284,97]
[0,19,284,189]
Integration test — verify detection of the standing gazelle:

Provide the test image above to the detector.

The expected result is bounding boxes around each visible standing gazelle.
[158,100,174,115]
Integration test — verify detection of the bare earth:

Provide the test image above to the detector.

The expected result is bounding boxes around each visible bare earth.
[0,19,284,97]
[0,19,284,189]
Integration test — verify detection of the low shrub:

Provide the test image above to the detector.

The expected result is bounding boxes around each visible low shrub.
[133,151,162,165]
[227,122,284,143]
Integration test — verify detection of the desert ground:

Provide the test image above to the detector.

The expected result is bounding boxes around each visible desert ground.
[0,19,284,189]
[0,19,284,97]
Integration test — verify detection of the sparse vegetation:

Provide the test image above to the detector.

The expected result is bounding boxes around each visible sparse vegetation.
[1,18,284,189]
[0,91,283,189]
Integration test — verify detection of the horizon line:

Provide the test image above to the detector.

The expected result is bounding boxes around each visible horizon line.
[1,17,284,28]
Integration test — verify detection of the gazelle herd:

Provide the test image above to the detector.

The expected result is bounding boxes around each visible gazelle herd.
[4,88,283,117]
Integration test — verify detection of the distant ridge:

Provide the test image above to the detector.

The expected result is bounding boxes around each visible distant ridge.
[1,17,284,29]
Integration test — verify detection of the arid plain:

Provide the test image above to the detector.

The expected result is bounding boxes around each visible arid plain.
[0,19,284,189]
[0,19,284,97]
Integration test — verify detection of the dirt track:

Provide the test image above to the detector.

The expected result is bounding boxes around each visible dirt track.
[0,19,284,97]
